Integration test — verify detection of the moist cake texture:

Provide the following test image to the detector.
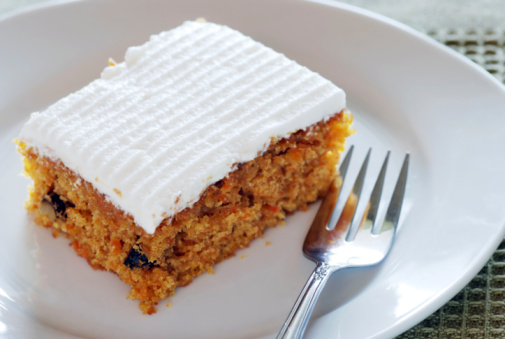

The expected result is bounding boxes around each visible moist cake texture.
[17,20,353,313]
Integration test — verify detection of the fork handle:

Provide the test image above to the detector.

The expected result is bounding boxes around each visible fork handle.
[277,262,335,339]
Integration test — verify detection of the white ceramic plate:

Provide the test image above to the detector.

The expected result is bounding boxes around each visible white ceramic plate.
[2,0,505,338]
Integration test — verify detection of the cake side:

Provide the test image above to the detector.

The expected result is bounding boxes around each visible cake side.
[17,110,353,314]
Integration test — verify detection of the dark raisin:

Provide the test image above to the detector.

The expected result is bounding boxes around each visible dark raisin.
[174,248,185,257]
[201,206,214,217]
[246,194,254,207]
[238,188,254,207]
[278,147,290,156]
[214,179,225,188]
[43,190,74,219]
[124,245,157,270]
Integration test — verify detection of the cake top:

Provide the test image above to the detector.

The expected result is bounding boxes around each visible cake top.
[19,20,346,234]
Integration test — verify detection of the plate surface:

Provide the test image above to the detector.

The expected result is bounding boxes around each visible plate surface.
[2,0,505,338]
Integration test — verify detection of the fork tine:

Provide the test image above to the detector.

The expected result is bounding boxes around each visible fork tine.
[326,145,354,230]
[369,151,390,234]
[338,145,354,183]
[345,148,371,241]
[378,152,410,233]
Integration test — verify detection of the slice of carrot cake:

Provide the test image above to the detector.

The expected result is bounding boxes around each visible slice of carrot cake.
[16,20,353,314]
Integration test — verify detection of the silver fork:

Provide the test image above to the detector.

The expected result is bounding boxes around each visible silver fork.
[277,146,410,339]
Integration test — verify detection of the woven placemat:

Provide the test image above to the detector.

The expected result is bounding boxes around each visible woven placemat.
[397,29,505,339]
[430,29,505,83]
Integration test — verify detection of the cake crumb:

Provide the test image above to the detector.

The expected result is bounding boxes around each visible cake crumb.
[51,229,60,238]
[265,241,271,246]
[240,255,246,259]
[113,188,122,197]
[166,300,172,308]
[14,138,26,149]
[207,267,215,274]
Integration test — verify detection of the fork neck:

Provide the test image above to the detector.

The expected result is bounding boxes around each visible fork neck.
[277,262,334,339]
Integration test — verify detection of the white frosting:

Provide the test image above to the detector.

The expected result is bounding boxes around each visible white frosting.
[19,21,346,234]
